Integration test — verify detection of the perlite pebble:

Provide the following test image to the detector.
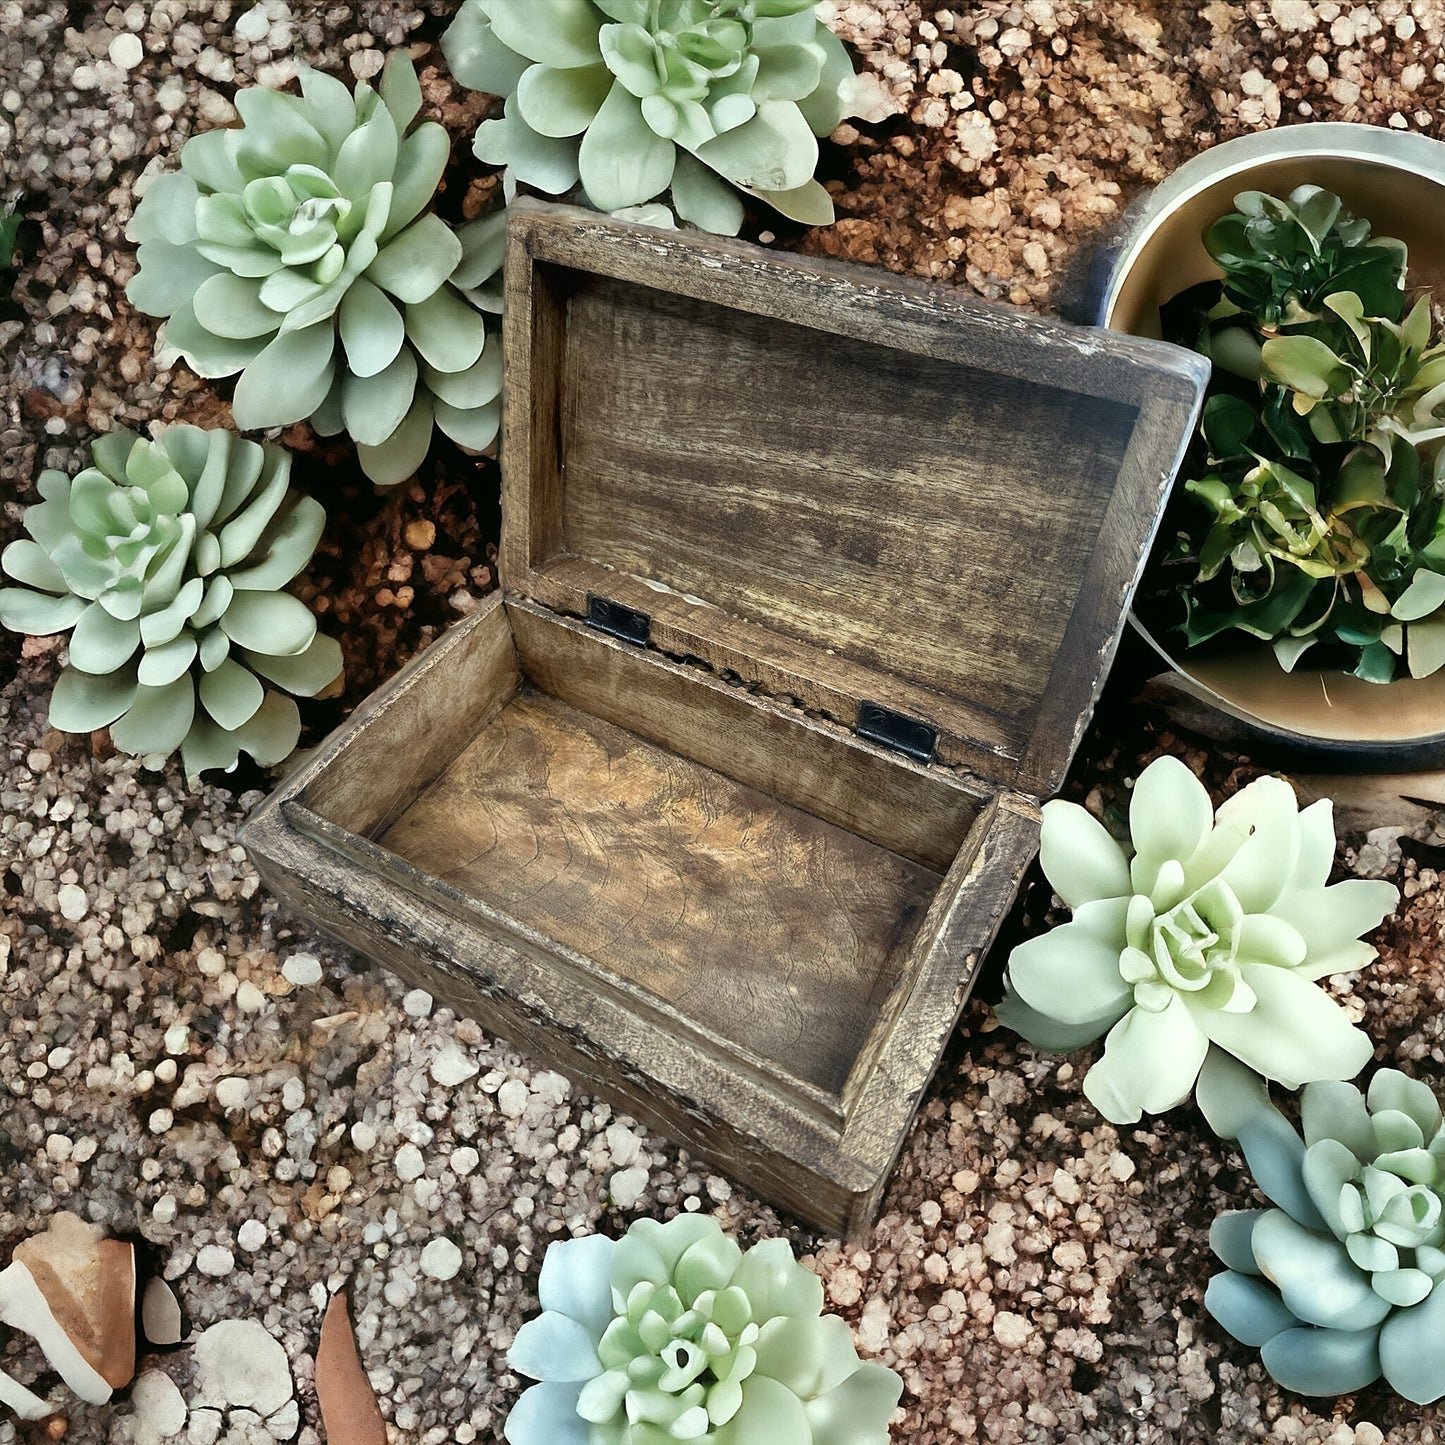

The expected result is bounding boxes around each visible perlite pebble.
[196,1244,234,1278]
[237,1220,268,1252]
[609,1166,649,1209]
[351,1121,377,1152]
[395,1144,425,1183]
[215,1077,251,1110]
[235,980,266,1013]
[419,1238,463,1281]
[108,31,143,68]
[129,1370,188,1438]
[430,1045,478,1087]
[402,988,433,1018]
[281,953,322,986]
[57,883,88,921]
[497,1079,528,1119]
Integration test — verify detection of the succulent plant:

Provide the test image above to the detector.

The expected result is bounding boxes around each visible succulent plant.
[0,427,340,780]
[125,53,504,487]
[994,755,1398,1126]
[1198,1049,1445,1403]
[442,0,856,235]
[1144,185,1445,682]
[505,1214,902,1444]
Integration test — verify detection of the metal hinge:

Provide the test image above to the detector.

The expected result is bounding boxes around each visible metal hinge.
[856,701,938,764]
[586,594,652,646]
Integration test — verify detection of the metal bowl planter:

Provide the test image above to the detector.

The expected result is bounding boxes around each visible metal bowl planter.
[1098,123,1445,767]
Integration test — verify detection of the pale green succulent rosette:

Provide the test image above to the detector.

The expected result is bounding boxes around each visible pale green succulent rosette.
[125,54,503,487]
[1198,1051,1445,1403]
[442,0,856,236]
[0,427,341,781]
[995,755,1398,1126]
[505,1216,902,1444]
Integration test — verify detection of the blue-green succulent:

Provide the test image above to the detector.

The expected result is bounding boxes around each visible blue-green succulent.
[125,53,503,487]
[1199,1050,1445,1403]
[0,427,340,780]
[442,0,856,235]
[505,1214,902,1443]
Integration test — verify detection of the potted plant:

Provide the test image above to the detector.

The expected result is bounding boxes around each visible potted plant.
[1097,123,1445,767]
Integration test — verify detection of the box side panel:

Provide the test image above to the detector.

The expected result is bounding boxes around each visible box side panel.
[840,795,1042,1188]
[274,592,520,840]
[243,804,885,1236]
[508,599,984,871]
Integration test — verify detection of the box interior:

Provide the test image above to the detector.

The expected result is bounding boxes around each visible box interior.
[302,599,991,1103]
[511,263,1145,775]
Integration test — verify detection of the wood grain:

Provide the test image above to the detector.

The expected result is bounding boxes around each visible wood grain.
[508,598,985,871]
[377,687,940,1096]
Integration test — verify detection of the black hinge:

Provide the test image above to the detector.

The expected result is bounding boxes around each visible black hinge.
[856,701,938,764]
[587,593,652,646]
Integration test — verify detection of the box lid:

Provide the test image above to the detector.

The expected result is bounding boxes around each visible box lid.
[500,202,1207,797]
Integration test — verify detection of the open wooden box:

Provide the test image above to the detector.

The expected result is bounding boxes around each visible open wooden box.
[241,203,1207,1236]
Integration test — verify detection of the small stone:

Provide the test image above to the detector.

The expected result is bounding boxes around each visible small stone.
[281,953,323,987]
[609,1166,649,1209]
[497,1079,528,1119]
[404,520,436,551]
[192,1320,293,1416]
[233,6,270,42]
[450,1146,479,1177]
[164,1023,189,1055]
[994,1311,1034,1348]
[351,1121,377,1152]
[196,1244,234,1278]
[430,1045,478,1088]
[236,980,266,1013]
[281,1077,306,1112]
[152,1195,178,1225]
[130,1370,187,1437]
[148,1108,173,1135]
[420,1238,463,1281]
[57,884,88,922]
[108,32,143,68]
[403,988,433,1018]
[237,1220,268,1252]
[215,1077,252,1110]
[395,1143,425,1182]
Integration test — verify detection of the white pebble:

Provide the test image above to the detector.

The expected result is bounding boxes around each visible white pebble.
[215,1077,251,1110]
[109,31,143,68]
[164,1023,189,1055]
[237,1220,268,1252]
[395,1143,425,1182]
[351,1121,377,1152]
[148,1108,173,1135]
[196,1245,234,1278]
[233,6,270,42]
[420,1238,463,1281]
[450,1147,479,1177]
[57,884,88,922]
[152,1195,178,1225]
[281,953,322,987]
[609,1166,649,1209]
[236,980,266,1013]
[281,1077,306,1112]
[497,1080,528,1119]
[129,1370,187,1438]
[430,1045,478,1088]
[402,988,433,1018]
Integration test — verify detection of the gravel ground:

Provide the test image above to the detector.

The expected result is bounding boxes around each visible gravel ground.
[3,2,1445,1443]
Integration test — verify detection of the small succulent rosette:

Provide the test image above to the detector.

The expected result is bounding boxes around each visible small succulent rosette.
[442,0,856,235]
[995,755,1398,1125]
[0,426,340,780]
[1198,1050,1445,1403]
[125,53,503,486]
[505,1215,901,1444]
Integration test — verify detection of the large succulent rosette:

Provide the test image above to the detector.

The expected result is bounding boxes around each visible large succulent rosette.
[442,0,855,234]
[505,1215,901,1444]
[0,427,340,779]
[1198,1051,1445,1403]
[995,755,1398,1125]
[126,53,503,486]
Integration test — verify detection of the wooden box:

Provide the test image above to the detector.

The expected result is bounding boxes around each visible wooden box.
[240,203,1207,1236]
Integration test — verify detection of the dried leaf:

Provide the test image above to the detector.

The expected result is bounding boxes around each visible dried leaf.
[13,1215,135,1390]
[317,1293,386,1445]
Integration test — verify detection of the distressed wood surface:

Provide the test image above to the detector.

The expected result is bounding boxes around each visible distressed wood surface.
[502,202,1209,794]
[509,599,984,872]
[378,686,939,1096]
